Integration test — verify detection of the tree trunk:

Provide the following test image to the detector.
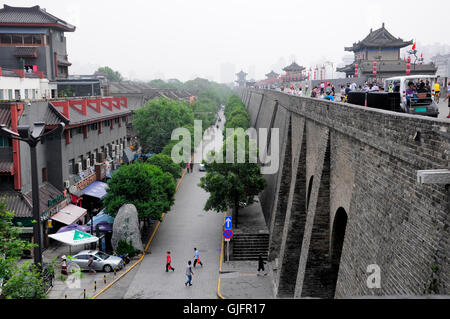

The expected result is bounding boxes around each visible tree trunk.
[234,199,239,229]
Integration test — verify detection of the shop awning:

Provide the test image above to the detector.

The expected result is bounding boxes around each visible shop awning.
[48,230,98,246]
[51,204,87,226]
[80,181,108,200]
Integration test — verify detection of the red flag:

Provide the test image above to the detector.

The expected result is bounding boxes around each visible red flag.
[412,42,416,51]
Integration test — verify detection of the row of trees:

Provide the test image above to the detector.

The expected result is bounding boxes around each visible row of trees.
[103,84,232,222]
[199,95,266,228]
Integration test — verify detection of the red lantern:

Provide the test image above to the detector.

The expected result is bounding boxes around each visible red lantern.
[373,71,377,77]
[407,57,411,63]
[354,72,358,78]
[373,61,377,66]
[406,69,411,75]
[373,66,377,71]
[355,63,358,68]
[406,63,411,69]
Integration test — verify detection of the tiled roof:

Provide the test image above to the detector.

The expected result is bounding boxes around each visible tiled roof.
[0,5,75,32]
[345,24,412,52]
[265,71,279,78]
[0,104,11,128]
[0,159,13,174]
[337,61,437,74]
[0,191,32,218]
[24,182,64,216]
[283,62,305,72]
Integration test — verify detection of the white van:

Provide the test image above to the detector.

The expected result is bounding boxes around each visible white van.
[384,75,439,117]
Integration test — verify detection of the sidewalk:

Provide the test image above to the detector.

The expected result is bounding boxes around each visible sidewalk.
[45,222,157,299]
[219,260,274,299]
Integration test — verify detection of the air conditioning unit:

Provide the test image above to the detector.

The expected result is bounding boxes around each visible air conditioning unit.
[64,180,70,188]
[85,158,90,168]
[76,162,82,174]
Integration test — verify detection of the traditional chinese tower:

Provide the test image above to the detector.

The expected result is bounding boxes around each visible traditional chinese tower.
[236,70,247,87]
[337,23,436,79]
[281,62,305,84]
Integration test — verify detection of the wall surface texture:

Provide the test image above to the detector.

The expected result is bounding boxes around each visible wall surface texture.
[239,88,449,298]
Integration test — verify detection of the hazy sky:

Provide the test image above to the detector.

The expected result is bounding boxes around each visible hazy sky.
[8,0,450,82]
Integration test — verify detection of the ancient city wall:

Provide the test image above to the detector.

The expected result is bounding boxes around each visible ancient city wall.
[239,88,449,298]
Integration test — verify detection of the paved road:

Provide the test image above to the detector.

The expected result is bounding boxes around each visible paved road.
[122,114,225,299]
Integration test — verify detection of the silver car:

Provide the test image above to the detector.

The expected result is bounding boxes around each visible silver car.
[72,250,124,273]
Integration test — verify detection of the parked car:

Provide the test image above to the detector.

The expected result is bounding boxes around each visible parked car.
[72,250,124,273]
[199,163,206,172]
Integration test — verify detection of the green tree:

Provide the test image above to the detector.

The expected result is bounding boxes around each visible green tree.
[96,66,123,82]
[1,262,47,299]
[0,199,46,299]
[199,134,267,228]
[103,164,176,220]
[147,154,181,180]
[133,98,194,154]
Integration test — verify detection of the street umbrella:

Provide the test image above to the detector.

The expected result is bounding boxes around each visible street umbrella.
[56,224,90,234]
[95,222,113,233]
[87,211,115,226]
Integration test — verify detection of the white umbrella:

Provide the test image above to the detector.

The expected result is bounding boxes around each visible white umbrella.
[49,230,99,255]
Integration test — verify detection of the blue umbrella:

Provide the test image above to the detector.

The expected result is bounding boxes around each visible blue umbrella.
[56,224,90,234]
[87,211,115,226]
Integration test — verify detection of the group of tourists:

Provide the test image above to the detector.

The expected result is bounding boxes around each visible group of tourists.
[165,248,203,287]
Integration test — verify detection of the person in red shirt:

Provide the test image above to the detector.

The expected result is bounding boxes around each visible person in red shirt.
[166,251,175,272]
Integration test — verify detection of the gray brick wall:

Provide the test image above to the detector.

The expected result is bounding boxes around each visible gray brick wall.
[238,88,450,298]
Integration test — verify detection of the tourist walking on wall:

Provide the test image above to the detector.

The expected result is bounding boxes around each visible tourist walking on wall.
[166,251,175,272]
[185,261,194,286]
[193,248,203,268]
[186,162,191,174]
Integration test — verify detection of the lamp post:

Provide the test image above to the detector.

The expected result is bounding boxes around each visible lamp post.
[1,122,65,268]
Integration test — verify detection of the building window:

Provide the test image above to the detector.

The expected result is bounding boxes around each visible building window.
[24,35,33,44]
[33,35,42,45]
[68,159,75,175]
[8,90,13,100]
[0,136,10,147]
[0,34,12,44]
[12,35,22,44]
[42,167,47,183]
[103,120,110,127]
[24,89,29,99]
[0,90,3,100]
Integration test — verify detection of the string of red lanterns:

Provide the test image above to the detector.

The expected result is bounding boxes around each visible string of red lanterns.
[406,56,411,76]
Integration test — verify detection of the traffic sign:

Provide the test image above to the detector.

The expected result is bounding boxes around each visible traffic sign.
[223,230,233,240]
[225,217,232,230]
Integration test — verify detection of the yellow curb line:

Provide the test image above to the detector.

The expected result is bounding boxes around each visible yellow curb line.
[91,166,189,299]
[217,217,225,299]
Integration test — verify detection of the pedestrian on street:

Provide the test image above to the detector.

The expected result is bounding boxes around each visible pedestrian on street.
[257,253,266,276]
[61,255,68,276]
[193,248,203,268]
[190,162,194,173]
[88,255,96,275]
[185,261,194,286]
[186,162,191,174]
[166,251,175,272]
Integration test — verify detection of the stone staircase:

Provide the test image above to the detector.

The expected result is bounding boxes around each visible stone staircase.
[231,233,269,261]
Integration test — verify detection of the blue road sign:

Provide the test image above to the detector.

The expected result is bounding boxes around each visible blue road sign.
[225,217,232,230]
[223,230,233,240]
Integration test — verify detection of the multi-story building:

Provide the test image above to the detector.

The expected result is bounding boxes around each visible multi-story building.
[0,4,75,86]
[0,66,54,100]
[0,96,142,248]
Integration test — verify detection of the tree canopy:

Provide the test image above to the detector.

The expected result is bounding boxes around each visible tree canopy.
[133,98,194,154]
[146,154,182,180]
[103,164,176,220]
[96,66,123,82]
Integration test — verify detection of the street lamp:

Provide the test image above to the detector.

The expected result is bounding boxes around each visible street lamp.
[1,122,65,268]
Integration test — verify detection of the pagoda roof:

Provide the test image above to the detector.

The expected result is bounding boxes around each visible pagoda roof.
[283,62,305,72]
[236,70,247,77]
[265,71,279,78]
[0,5,75,32]
[345,23,412,52]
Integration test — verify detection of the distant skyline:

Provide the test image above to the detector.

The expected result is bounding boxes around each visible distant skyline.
[8,0,450,82]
